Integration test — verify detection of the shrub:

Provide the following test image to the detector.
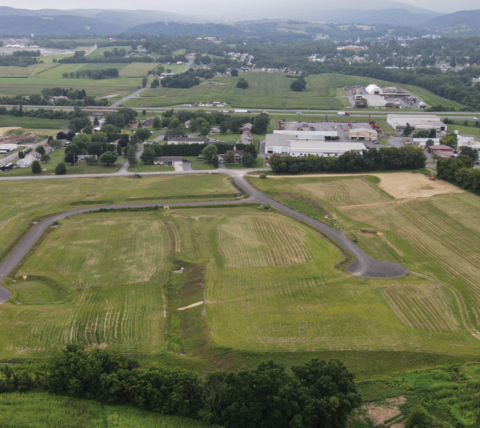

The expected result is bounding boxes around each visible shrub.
[55,162,67,175]
[31,160,42,174]
[405,406,432,428]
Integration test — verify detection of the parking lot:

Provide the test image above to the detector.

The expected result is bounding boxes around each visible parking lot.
[344,85,423,109]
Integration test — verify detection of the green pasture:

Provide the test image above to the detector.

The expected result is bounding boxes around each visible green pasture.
[122,72,462,110]
[447,123,480,138]
[0,116,68,130]
[86,45,133,59]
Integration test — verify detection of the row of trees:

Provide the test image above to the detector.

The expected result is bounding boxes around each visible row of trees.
[436,154,480,191]
[269,146,427,174]
[62,68,120,80]
[33,345,359,428]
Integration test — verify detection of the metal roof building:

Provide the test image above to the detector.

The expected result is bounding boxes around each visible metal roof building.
[387,114,446,132]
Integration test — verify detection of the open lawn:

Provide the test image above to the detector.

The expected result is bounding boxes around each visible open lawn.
[183,156,215,170]
[0,174,239,266]
[0,392,217,428]
[122,72,463,110]
[225,156,264,169]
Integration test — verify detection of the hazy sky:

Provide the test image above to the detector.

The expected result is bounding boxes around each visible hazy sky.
[0,0,479,14]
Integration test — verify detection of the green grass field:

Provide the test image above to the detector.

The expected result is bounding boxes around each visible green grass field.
[122,72,463,110]
[0,175,240,267]
[250,173,480,354]
[447,123,480,138]
[0,116,69,130]
[0,392,217,428]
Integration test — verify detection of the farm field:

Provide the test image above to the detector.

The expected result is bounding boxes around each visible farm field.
[250,173,480,350]
[0,392,217,428]
[0,174,240,266]
[86,45,133,59]
[0,62,57,77]
[0,62,142,97]
[122,72,463,110]
[120,62,159,77]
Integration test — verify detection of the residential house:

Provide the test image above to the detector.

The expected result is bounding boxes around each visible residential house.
[15,155,34,168]
[218,150,244,164]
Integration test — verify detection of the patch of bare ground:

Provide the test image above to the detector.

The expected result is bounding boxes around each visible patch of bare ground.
[364,397,406,427]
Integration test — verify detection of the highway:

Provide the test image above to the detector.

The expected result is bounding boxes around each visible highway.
[0,167,409,303]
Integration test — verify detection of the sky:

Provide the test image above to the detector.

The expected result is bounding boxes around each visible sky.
[0,0,479,14]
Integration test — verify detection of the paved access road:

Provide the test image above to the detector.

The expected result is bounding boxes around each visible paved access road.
[0,168,408,303]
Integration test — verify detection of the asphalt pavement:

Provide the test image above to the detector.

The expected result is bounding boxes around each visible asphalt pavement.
[0,168,409,303]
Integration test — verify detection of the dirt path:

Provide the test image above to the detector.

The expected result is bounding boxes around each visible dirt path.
[177,301,203,311]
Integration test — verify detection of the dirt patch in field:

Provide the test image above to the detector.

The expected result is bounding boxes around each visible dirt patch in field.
[374,173,463,200]
[364,397,406,427]
[0,127,22,136]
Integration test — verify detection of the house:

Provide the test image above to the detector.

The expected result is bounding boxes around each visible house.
[43,145,54,154]
[348,128,378,141]
[29,151,41,160]
[153,156,183,165]
[142,117,155,127]
[210,128,221,134]
[218,150,244,164]
[15,155,34,168]
[241,123,253,133]
[428,145,455,158]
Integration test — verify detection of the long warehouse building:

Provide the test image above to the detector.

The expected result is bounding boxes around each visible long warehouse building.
[387,114,446,132]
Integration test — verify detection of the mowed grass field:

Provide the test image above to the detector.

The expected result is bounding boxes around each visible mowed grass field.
[0,392,217,428]
[0,175,240,266]
[250,174,480,350]
[123,72,462,110]
[7,211,168,356]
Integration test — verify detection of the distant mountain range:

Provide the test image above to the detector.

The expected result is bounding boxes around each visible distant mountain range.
[420,10,480,35]
[0,5,478,37]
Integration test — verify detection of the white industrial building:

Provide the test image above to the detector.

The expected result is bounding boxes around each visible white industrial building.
[266,140,366,157]
[363,95,388,107]
[271,130,338,140]
[387,115,446,132]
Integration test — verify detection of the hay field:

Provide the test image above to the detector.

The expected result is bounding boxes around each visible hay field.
[251,173,480,347]
[0,175,239,265]
[5,212,168,355]
[163,207,478,356]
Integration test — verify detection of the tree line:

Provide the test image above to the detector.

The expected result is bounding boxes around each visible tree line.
[436,154,480,192]
[269,146,427,174]
[62,68,120,80]
[0,345,361,428]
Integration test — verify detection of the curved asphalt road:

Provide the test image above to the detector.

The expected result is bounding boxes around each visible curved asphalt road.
[0,170,408,304]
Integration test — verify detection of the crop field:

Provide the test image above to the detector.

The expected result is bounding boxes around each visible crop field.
[122,72,462,110]
[87,45,133,59]
[0,392,217,428]
[0,62,142,97]
[250,173,480,353]
[120,62,159,77]
[0,175,239,266]
[0,63,57,77]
